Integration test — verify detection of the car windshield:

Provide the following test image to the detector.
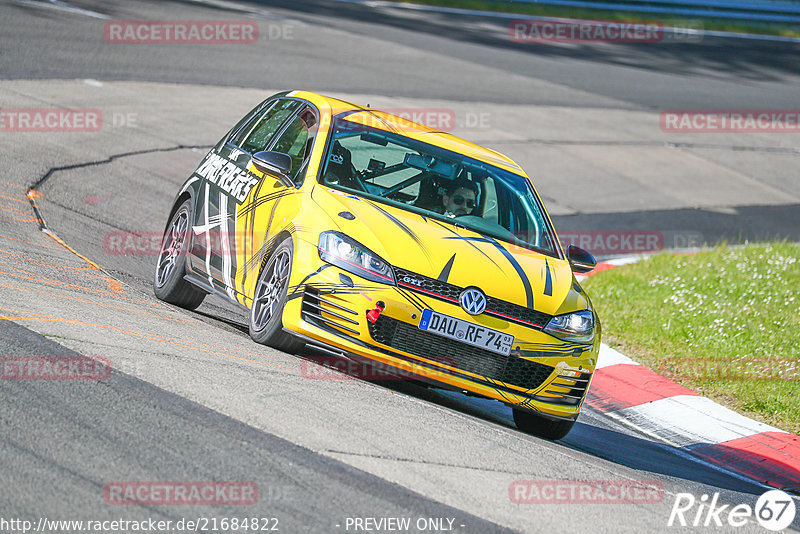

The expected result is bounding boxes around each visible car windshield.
[319,114,560,257]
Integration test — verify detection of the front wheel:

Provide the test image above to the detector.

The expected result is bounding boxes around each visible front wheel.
[248,237,304,353]
[513,408,575,440]
[154,199,206,310]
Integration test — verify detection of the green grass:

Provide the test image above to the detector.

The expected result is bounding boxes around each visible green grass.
[402,0,800,38]
[583,242,800,434]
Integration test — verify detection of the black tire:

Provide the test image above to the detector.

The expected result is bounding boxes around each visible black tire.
[153,199,206,310]
[513,408,575,440]
[248,237,304,353]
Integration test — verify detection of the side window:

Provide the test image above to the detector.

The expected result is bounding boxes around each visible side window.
[228,100,274,147]
[238,99,303,154]
[269,108,319,180]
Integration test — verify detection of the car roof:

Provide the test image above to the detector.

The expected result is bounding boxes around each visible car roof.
[290,90,528,177]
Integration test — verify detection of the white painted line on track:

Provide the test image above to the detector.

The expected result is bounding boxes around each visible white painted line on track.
[595,343,637,369]
[182,0,308,25]
[614,395,784,447]
[13,0,109,19]
[602,406,778,489]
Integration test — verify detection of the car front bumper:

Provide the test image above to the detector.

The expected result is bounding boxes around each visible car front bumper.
[282,238,600,421]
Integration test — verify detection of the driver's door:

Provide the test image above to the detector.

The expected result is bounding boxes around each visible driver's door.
[227,104,319,302]
[189,98,303,296]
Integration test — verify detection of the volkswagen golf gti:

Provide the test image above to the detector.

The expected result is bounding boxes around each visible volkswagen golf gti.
[154,90,600,439]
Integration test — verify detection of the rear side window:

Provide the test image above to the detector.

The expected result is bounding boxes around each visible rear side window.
[270,108,319,181]
[236,99,303,154]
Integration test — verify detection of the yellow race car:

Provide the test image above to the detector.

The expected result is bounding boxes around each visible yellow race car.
[155,91,600,439]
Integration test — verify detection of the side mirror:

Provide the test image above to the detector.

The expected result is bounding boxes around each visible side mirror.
[567,244,596,273]
[252,151,294,187]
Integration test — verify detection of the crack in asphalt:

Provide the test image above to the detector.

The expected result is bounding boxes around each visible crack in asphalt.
[29,144,211,193]
[22,145,211,300]
[26,145,210,232]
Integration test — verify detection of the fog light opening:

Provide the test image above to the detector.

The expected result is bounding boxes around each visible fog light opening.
[366,301,386,324]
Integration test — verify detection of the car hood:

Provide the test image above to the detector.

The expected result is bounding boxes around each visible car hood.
[312,186,585,316]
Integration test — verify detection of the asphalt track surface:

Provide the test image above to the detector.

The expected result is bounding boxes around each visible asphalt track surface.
[1,1,799,533]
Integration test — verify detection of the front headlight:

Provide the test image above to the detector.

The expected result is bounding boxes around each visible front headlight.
[318,231,395,285]
[543,310,595,344]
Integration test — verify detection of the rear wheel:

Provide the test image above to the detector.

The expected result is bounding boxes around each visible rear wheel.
[154,199,206,310]
[248,237,304,353]
[513,408,575,440]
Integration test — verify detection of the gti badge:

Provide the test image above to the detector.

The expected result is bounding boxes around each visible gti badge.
[460,287,487,315]
[402,276,423,287]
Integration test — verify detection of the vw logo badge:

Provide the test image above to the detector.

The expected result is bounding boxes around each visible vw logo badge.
[459,288,487,316]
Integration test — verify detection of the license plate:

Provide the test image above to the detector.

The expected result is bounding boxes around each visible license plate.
[418,309,513,356]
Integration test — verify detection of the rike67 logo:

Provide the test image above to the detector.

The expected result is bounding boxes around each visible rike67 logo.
[669,489,796,531]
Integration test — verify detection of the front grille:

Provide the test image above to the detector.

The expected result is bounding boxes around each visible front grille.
[395,267,462,301]
[368,315,554,391]
[394,267,552,329]
[484,298,552,328]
